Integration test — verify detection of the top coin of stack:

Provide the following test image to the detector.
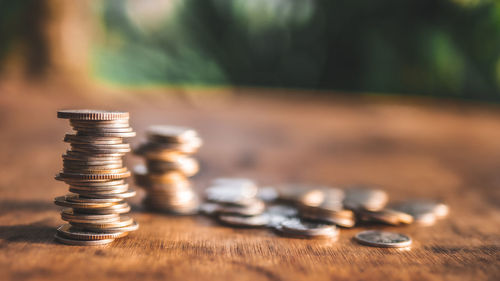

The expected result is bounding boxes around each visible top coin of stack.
[54,110,138,246]
[133,125,202,214]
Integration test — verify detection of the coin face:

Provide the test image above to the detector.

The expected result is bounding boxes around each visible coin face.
[354,230,412,248]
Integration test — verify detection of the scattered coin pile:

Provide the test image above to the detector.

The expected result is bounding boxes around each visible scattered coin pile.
[133,125,202,214]
[200,180,449,247]
[54,110,139,246]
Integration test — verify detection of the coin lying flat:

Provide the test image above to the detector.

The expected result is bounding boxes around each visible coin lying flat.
[344,187,388,211]
[275,184,316,204]
[301,187,345,208]
[70,216,134,230]
[57,110,129,121]
[354,230,412,248]
[54,233,115,246]
[257,186,278,202]
[64,134,124,145]
[72,189,136,199]
[218,214,270,227]
[57,170,131,180]
[147,125,199,144]
[57,224,128,240]
[276,219,339,239]
[72,202,131,214]
[265,205,299,227]
[61,209,120,221]
[54,196,118,209]
[392,199,449,224]
[359,209,414,225]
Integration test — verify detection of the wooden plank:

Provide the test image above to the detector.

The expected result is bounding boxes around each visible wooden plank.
[0,88,499,281]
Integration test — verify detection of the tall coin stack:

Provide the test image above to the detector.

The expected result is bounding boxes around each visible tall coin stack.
[54,110,139,246]
[133,125,202,214]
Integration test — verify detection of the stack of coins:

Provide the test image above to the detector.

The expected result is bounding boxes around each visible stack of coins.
[133,125,202,214]
[54,110,139,246]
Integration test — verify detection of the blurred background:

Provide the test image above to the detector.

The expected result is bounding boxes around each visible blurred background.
[0,0,499,100]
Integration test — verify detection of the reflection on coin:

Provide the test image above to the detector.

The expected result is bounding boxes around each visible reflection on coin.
[218,214,270,227]
[54,233,115,246]
[354,230,412,248]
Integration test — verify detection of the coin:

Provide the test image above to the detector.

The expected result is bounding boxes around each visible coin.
[57,109,129,120]
[146,125,199,144]
[359,209,414,225]
[66,195,124,204]
[265,205,299,227]
[354,230,412,248]
[84,220,139,233]
[57,170,131,180]
[275,184,316,204]
[257,186,278,202]
[70,216,134,230]
[57,224,128,241]
[54,233,115,246]
[392,199,449,224]
[218,214,270,227]
[54,196,118,208]
[344,187,388,211]
[64,134,123,145]
[61,209,120,221]
[276,218,339,239]
[72,189,137,199]
[301,187,344,209]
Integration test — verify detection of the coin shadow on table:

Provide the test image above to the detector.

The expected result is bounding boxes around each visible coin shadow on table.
[0,223,55,245]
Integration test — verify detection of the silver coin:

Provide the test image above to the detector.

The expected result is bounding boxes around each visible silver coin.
[146,125,199,144]
[392,199,449,222]
[276,219,339,239]
[265,205,299,228]
[257,186,278,202]
[354,230,412,248]
[302,188,345,212]
[54,233,115,246]
[218,214,270,227]
[344,187,388,211]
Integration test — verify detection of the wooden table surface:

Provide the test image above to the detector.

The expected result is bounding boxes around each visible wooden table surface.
[0,84,499,281]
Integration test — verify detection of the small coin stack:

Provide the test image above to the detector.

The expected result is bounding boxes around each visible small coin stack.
[200,179,449,248]
[54,110,139,246]
[133,125,202,214]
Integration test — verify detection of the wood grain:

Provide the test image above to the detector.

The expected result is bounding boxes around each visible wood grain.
[0,84,499,281]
